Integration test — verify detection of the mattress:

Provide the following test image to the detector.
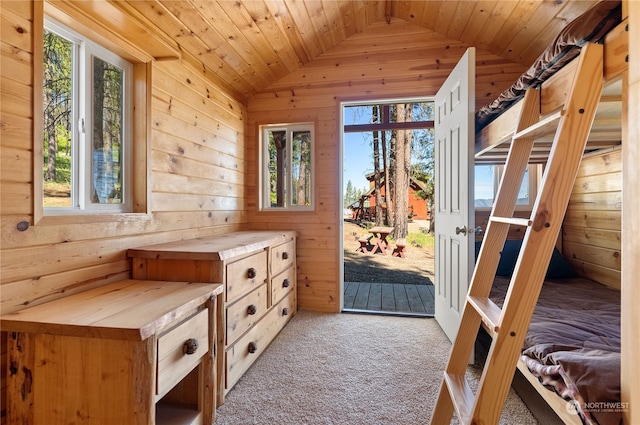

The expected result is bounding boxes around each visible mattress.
[490,276,621,425]
[475,0,622,131]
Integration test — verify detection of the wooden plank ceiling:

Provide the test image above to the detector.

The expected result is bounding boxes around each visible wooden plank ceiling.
[117,0,600,100]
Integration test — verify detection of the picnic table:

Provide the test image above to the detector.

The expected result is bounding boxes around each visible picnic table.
[368,226,394,255]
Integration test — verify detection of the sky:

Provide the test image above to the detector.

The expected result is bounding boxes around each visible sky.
[342,131,498,204]
[343,131,375,196]
[341,104,503,206]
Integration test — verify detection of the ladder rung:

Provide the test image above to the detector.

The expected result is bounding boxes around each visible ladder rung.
[468,296,501,337]
[444,372,474,425]
[489,216,532,227]
[513,110,563,141]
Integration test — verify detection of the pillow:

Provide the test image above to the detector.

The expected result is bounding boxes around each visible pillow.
[474,239,576,279]
[496,239,522,277]
[545,247,578,279]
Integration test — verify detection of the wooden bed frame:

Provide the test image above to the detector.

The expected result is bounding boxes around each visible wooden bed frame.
[475,20,628,165]
[473,19,628,425]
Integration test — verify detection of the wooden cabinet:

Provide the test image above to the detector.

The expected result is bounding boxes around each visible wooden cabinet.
[0,279,223,425]
[128,231,297,404]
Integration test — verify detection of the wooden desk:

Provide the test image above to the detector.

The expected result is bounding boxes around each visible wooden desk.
[368,226,394,255]
[1,279,223,425]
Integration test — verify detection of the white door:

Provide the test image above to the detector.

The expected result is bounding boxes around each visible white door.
[434,48,475,342]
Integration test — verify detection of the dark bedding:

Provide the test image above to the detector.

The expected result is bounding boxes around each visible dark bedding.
[475,0,622,131]
[490,276,621,425]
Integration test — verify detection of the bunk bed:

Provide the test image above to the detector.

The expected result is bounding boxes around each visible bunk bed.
[472,2,626,425]
[481,240,622,425]
[475,0,625,164]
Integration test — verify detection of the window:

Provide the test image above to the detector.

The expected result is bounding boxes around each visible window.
[42,17,132,214]
[260,123,314,210]
[474,164,540,209]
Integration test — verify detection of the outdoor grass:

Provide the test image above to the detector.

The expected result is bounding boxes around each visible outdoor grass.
[354,219,434,249]
[406,231,434,248]
[43,181,72,207]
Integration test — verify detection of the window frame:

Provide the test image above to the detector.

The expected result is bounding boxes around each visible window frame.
[43,16,133,215]
[259,123,315,211]
[474,163,541,211]
[33,1,151,225]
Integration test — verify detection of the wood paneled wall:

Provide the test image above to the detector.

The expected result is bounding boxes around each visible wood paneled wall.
[1,0,637,422]
[1,2,247,314]
[1,2,247,414]
[246,20,526,313]
[563,147,622,289]
[475,211,531,242]
[622,2,639,421]
[474,147,622,289]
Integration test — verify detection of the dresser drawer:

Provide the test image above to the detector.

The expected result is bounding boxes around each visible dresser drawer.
[271,239,295,277]
[225,292,295,391]
[226,284,268,345]
[226,250,267,304]
[271,265,295,306]
[157,308,209,397]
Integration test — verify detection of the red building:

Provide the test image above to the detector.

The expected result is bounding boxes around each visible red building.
[353,174,430,221]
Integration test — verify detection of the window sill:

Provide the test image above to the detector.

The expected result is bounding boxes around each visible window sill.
[36,212,152,226]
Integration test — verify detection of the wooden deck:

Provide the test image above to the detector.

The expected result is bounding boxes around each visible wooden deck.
[343,282,435,317]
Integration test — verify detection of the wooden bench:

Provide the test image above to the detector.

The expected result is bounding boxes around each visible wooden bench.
[357,235,373,253]
[392,238,406,258]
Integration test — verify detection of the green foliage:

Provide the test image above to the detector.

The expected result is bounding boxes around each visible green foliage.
[406,231,434,248]
[343,102,435,213]
[42,154,71,183]
[43,27,126,205]
[43,127,72,184]
[343,180,367,207]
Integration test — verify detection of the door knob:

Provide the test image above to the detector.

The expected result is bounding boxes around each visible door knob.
[474,226,483,235]
[455,226,468,235]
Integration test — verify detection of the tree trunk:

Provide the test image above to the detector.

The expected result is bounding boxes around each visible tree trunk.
[274,131,286,207]
[44,87,57,182]
[382,129,391,226]
[92,59,106,203]
[393,103,411,239]
[429,203,436,234]
[387,107,396,228]
[296,133,309,205]
[372,106,383,226]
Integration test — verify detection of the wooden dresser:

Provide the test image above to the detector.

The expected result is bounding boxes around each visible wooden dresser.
[128,231,297,404]
[0,279,223,425]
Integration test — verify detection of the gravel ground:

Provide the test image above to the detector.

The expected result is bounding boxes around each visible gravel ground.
[343,220,435,285]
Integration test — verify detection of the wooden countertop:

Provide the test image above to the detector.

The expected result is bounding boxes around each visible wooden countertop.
[127,230,296,261]
[0,279,223,340]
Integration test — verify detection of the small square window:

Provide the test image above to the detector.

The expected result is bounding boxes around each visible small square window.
[260,123,314,210]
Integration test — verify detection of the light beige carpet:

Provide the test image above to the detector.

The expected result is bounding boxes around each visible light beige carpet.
[215,311,538,425]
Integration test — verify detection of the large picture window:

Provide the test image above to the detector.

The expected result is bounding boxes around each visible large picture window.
[261,123,314,210]
[43,17,132,214]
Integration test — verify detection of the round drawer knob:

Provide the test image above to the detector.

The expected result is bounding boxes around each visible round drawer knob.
[282,252,289,260]
[282,307,290,316]
[183,338,199,355]
[248,341,258,354]
[247,267,257,279]
[282,278,290,288]
[247,304,257,315]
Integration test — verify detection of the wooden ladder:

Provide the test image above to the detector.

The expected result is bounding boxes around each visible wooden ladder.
[430,42,604,425]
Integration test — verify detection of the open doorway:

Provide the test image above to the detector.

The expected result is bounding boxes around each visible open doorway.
[340,99,436,317]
